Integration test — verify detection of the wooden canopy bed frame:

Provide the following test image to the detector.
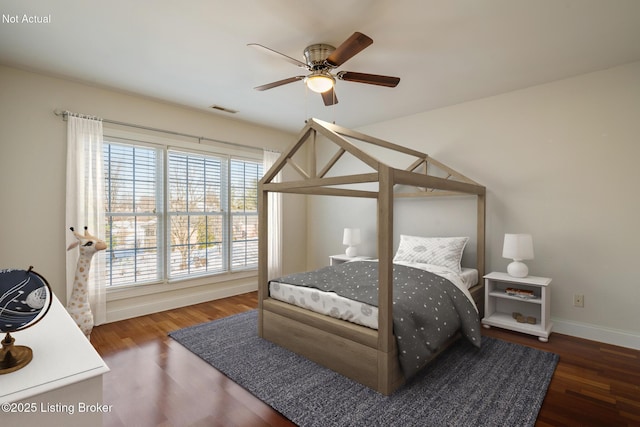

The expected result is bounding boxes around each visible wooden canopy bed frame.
[258,118,486,395]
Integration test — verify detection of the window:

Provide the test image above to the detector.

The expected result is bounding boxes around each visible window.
[103,139,263,288]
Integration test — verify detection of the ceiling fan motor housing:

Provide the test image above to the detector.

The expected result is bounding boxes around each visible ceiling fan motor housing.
[304,44,336,70]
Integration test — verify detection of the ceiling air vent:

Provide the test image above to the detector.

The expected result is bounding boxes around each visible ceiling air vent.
[209,104,238,114]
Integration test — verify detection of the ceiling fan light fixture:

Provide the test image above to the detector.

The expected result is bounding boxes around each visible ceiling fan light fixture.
[305,71,335,93]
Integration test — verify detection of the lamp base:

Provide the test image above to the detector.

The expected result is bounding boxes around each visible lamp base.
[0,333,33,375]
[345,246,358,257]
[507,260,529,278]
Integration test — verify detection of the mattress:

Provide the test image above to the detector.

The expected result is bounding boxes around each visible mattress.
[269,260,478,330]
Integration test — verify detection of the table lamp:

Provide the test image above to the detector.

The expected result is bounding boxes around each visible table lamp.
[502,233,534,278]
[343,228,361,257]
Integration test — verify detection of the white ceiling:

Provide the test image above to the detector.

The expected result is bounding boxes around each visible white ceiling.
[1,0,640,133]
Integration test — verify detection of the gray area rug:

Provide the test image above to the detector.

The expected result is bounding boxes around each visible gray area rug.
[169,310,558,427]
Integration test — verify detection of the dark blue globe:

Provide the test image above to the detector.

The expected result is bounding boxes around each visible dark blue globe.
[0,268,52,333]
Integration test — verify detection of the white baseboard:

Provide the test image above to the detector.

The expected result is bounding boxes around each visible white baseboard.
[104,280,258,323]
[552,317,640,350]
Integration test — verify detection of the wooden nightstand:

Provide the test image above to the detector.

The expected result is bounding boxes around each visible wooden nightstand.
[482,272,553,342]
[329,254,372,266]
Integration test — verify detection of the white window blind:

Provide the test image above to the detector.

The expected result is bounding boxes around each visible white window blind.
[104,143,163,287]
[168,150,227,278]
[230,159,262,270]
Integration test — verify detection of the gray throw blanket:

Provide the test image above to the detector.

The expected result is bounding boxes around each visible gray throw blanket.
[272,261,481,379]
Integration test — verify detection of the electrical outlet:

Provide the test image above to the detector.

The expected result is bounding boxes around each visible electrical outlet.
[573,294,584,307]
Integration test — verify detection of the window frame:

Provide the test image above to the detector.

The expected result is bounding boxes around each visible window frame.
[102,129,263,295]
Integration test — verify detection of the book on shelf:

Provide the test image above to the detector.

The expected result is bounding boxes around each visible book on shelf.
[505,287,536,299]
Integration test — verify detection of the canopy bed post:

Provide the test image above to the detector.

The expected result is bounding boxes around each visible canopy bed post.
[377,166,396,394]
[257,183,269,337]
[477,193,486,313]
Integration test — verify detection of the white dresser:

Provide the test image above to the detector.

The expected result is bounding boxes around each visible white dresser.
[1,294,109,426]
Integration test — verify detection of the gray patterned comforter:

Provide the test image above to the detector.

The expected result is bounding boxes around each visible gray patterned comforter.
[271,261,481,379]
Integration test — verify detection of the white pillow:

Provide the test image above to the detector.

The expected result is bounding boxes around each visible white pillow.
[393,235,469,273]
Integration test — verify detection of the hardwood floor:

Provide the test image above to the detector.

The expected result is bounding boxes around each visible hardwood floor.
[91,292,640,427]
[482,326,640,426]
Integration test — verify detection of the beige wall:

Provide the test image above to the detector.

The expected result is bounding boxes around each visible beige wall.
[0,65,306,320]
[3,60,638,347]
[307,61,640,348]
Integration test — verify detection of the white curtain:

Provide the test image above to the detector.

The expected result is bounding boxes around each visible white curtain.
[263,150,283,280]
[65,115,107,325]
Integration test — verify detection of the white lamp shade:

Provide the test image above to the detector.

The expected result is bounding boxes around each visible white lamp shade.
[502,234,534,260]
[343,228,361,246]
[503,233,534,278]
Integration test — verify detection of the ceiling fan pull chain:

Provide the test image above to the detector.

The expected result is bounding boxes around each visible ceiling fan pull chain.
[332,90,336,125]
[304,84,309,124]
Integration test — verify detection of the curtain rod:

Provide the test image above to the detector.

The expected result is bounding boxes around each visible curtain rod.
[54,109,265,153]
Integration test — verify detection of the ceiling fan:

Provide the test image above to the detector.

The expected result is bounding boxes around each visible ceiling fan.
[248,32,400,106]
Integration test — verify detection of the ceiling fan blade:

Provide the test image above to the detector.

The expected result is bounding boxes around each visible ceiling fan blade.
[337,71,400,87]
[247,43,309,69]
[325,32,373,67]
[254,76,305,91]
[321,87,338,106]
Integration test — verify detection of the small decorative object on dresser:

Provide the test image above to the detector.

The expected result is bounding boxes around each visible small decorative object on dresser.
[502,233,534,278]
[482,271,552,342]
[343,228,361,257]
[66,226,107,340]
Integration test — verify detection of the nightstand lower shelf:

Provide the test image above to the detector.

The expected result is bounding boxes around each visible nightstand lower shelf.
[482,312,553,342]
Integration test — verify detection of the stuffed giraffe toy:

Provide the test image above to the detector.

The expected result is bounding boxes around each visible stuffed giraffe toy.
[67,226,107,339]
